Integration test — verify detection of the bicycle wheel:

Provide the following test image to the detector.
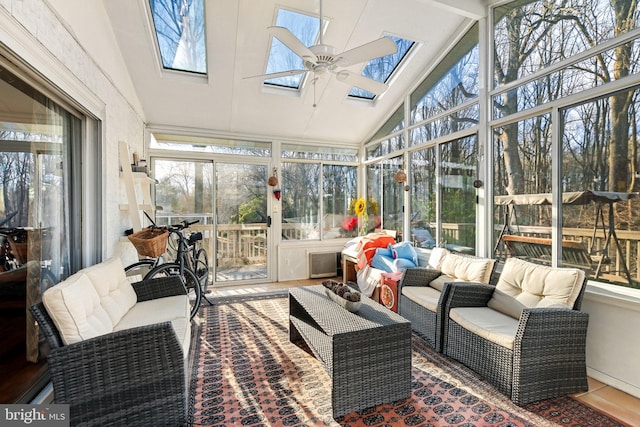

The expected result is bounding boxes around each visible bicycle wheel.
[145,263,202,320]
[194,248,209,294]
[124,259,157,283]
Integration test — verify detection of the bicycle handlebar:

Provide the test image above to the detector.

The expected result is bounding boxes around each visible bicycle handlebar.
[165,219,200,232]
[135,219,200,234]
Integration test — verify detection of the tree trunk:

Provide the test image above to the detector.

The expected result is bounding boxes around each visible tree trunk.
[608,0,635,191]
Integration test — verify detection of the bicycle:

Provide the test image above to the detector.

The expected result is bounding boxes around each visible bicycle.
[125,212,209,285]
[165,223,210,295]
[125,222,210,289]
[139,220,209,319]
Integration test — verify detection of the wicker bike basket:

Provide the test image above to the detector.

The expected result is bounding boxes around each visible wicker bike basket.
[128,228,168,258]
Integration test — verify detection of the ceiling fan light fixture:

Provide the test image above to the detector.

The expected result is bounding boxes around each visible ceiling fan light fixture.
[247,0,398,98]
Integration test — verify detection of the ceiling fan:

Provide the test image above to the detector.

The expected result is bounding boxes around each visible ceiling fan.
[247,0,398,97]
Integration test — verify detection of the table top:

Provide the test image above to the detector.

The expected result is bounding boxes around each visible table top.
[289,285,409,336]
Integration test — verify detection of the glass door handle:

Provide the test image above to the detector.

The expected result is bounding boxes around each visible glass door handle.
[267,216,272,227]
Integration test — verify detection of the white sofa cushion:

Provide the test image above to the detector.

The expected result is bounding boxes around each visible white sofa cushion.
[487,257,585,319]
[429,274,456,292]
[427,247,450,269]
[449,306,519,349]
[115,295,191,356]
[401,285,441,311]
[83,256,138,325]
[437,253,495,290]
[42,272,114,345]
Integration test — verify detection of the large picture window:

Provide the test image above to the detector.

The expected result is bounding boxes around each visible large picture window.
[493,114,553,258]
[561,87,640,286]
[281,159,357,241]
[0,64,83,401]
[366,157,403,238]
[441,136,477,253]
[490,0,640,288]
[410,147,437,248]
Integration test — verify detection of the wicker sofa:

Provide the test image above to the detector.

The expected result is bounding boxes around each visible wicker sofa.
[442,257,589,405]
[29,256,191,426]
[398,249,496,352]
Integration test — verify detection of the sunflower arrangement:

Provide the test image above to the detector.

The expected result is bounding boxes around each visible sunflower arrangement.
[349,197,379,235]
[353,198,366,216]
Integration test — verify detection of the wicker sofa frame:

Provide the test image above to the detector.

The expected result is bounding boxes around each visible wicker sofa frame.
[397,268,449,352]
[442,277,589,406]
[398,255,496,353]
[30,276,189,427]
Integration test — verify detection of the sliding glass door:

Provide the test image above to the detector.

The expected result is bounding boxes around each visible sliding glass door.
[215,162,269,282]
[153,158,270,285]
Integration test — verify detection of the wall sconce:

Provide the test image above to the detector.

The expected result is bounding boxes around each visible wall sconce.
[273,188,282,200]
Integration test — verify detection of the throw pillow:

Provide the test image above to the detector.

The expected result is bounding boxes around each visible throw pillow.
[392,257,417,272]
[371,253,395,272]
[375,246,394,258]
[390,241,418,264]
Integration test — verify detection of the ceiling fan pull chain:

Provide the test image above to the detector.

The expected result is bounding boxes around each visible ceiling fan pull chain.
[313,77,317,108]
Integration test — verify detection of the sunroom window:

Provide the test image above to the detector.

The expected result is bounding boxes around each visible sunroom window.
[149,0,207,74]
[348,36,414,100]
[264,8,320,89]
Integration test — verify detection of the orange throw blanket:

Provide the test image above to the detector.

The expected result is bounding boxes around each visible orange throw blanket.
[355,232,396,270]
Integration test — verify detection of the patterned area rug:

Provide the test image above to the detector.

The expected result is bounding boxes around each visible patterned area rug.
[188,294,624,427]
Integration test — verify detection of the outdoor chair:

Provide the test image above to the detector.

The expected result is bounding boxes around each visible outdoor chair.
[398,250,496,352]
[442,257,589,405]
[29,269,190,427]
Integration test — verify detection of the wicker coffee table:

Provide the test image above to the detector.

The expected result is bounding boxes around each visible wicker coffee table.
[289,285,411,418]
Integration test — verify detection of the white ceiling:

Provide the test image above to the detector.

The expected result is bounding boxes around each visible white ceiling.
[102,0,484,146]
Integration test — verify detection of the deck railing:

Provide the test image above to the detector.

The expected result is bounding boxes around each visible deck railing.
[158,215,639,286]
[493,224,640,286]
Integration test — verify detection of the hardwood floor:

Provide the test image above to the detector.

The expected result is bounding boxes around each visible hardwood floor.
[209,278,640,427]
[0,286,49,403]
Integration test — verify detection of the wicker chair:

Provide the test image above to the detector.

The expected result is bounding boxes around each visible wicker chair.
[442,257,589,405]
[30,276,189,427]
[398,252,496,352]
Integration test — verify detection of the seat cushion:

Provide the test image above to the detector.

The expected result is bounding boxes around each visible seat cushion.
[449,307,519,349]
[83,256,138,325]
[429,274,457,291]
[487,257,586,319]
[42,272,114,345]
[401,285,442,312]
[114,295,191,356]
[440,253,495,285]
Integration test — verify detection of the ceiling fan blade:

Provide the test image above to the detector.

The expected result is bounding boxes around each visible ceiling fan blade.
[334,37,397,67]
[243,69,306,80]
[268,26,317,64]
[334,70,389,95]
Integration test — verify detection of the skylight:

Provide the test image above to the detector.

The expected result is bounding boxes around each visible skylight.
[349,36,414,100]
[149,0,207,74]
[264,8,320,89]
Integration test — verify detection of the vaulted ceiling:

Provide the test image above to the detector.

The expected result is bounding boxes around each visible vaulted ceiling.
[102,0,485,146]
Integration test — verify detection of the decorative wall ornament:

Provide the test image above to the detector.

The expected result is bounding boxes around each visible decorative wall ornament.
[394,169,407,183]
[268,167,279,187]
